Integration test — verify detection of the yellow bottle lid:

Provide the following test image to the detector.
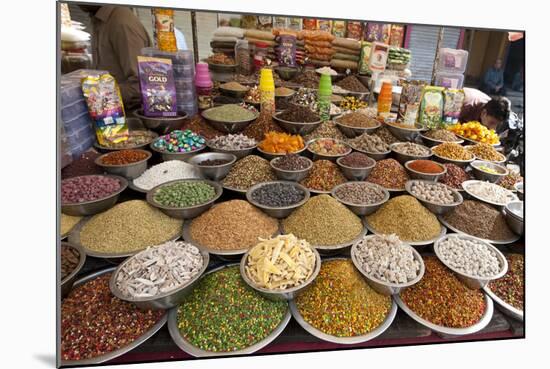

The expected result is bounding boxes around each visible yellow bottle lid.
[259,68,275,91]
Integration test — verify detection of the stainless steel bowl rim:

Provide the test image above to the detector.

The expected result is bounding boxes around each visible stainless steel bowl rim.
[364,220,447,246]
[504,201,524,221]
[206,141,257,152]
[60,241,87,286]
[470,160,508,175]
[95,149,152,168]
[336,155,376,170]
[334,118,381,131]
[384,121,427,132]
[432,148,475,164]
[61,174,128,207]
[461,180,519,207]
[270,156,314,173]
[404,159,447,177]
[246,181,311,211]
[60,267,168,366]
[272,112,322,126]
[221,183,249,193]
[202,106,259,124]
[437,215,521,244]
[186,152,237,168]
[134,109,188,121]
[419,133,464,145]
[257,145,307,157]
[306,138,352,158]
[405,179,464,207]
[330,181,389,208]
[350,146,391,157]
[146,179,223,211]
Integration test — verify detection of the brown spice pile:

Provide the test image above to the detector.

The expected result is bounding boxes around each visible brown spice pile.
[300,160,346,192]
[373,126,400,145]
[303,121,346,141]
[367,159,409,190]
[181,114,223,139]
[242,114,284,141]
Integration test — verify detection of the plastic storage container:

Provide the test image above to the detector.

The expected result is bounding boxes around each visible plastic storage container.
[173,64,195,78]
[141,48,194,65]
[62,110,93,134]
[174,78,195,92]
[68,135,95,160]
[61,99,88,122]
[176,90,197,104]
[60,69,108,105]
[434,72,464,89]
[436,48,469,74]
[177,102,198,117]
[64,123,95,148]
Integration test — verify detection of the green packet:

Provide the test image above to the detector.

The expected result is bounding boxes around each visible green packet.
[358,41,372,75]
[418,86,444,129]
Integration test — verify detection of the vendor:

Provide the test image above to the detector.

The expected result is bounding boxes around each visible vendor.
[459,87,511,132]
[79,5,151,110]
[481,58,505,95]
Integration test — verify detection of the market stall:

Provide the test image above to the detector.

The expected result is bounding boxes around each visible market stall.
[59,8,524,366]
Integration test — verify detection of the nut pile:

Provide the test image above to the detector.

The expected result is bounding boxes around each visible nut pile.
[61,244,80,280]
[498,172,523,190]
[115,241,204,298]
[303,121,346,141]
[333,182,386,205]
[464,181,516,205]
[367,159,409,190]
[278,105,320,123]
[222,155,276,190]
[466,143,505,162]
[373,126,400,145]
[347,133,389,153]
[439,163,472,189]
[433,142,473,161]
[61,175,121,204]
[242,114,284,141]
[208,133,257,150]
[392,142,431,156]
[354,234,421,284]
[61,214,82,236]
[244,234,316,290]
[424,129,460,142]
[409,181,456,205]
[437,235,502,278]
[250,182,306,207]
[336,112,379,128]
[308,138,350,156]
[100,150,148,165]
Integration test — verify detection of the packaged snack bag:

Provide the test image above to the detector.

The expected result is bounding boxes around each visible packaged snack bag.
[151,9,177,52]
[137,56,178,117]
[358,41,372,75]
[332,21,346,37]
[317,20,333,33]
[443,89,465,124]
[398,80,426,125]
[303,18,317,30]
[276,34,297,67]
[368,41,390,73]
[82,73,128,145]
[418,86,445,128]
[346,21,363,40]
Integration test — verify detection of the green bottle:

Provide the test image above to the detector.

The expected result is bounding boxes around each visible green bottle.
[318,73,332,122]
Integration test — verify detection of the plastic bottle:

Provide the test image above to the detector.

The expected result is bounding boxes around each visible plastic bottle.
[259,68,275,116]
[318,73,332,122]
[195,63,213,111]
[377,81,393,117]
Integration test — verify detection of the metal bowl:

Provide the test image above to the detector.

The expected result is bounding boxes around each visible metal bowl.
[457,134,501,147]
[331,182,389,216]
[213,95,244,106]
[246,181,310,219]
[167,264,291,357]
[434,234,508,289]
[94,149,152,179]
[483,284,523,321]
[202,105,259,133]
[514,182,524,200]
[146,179,223,220]
[404,160,447,182]
[127,179,150,194]
[61,175,128,216]
[334,116,381,138]
[405,180,463,216]
[350,236,425,295]
[186,152,237,181]
[221,183,248,195]
[336,155,376,181]
[437,215,521,245]
[394,292,493,336]
[462,180,519,207]
[93,130,159,152]
[133,109,188,135]
[257,145,308,161]
[270,156,313,182]
[275,66,300,81]
[240,245,321,301]
[306,138,352,162]
[470,160,509,183]
[504,202,524,236]
[419,133,464,147]
[206,141,257,159]
[272,112,322,135]
[68,216,183,259]
[364,218,447,246]
[109,247,209,310]
[384,122,427,142]
[390,143,432,165]
[219,86,250,98]
[351,146,391,161]
[150,139,206,162]
[60,267,168,367]
[432,145,475,168]
[207,62,238,73]
[60,241,86,298]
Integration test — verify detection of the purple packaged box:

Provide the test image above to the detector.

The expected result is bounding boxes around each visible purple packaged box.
[138,56,178,117]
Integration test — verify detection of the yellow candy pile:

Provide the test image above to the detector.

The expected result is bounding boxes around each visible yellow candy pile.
[447,121,500,145]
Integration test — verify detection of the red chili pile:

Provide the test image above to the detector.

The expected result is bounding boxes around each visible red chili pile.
[100,150,148,165]
[401,257,486,328]
[407,160,444,174]
[61,175,121,204]
[61,273,164,361]
[439,163,472,189]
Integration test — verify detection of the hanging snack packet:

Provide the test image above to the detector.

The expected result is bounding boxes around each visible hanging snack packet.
[358,41,372,75]
[152,8,177,52]
[443,89,465,124]
[398,80,426,126]
[82,73,128,145]
[276,34,297,67]
[418,86,445,129]
[137,56,177,117]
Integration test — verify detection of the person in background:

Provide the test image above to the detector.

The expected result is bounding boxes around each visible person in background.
[459,87,511,133]
[512,66,524,92]
[481,58,505,96]
[79,5,151,110]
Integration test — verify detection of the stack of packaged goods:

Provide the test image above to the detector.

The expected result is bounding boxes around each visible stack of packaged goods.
[60,5,92,74]
[59,69,104,167]
[434,48,469,89]
[302,30,335,67]
[141,48,197,117]
[211,26,245,57]
[387,47,411,71]
[331,37,361,71]
[243,29,277,68]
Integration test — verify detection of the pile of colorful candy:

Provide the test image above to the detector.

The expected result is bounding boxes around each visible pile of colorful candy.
[152,130,206,153]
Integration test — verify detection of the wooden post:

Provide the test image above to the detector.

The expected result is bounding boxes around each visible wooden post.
[191,11,199,64]
[431,27,445,85]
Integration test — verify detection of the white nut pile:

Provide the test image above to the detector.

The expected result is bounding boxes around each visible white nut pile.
[437,235,501,277]
[115,240,204,298]
[410,181,455,204]
[133,160,202,191]
[354,234,421,284]
[393,142,431,156]
[465,181,516,205]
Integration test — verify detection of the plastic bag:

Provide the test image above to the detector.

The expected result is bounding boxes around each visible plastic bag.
[443,89,465,124]
[418,86,444,129]
[138,56,177,117]
[152,9,177,52]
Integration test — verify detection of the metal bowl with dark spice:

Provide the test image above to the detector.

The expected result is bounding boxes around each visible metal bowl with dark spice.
[331,182,389,216]
[270,156,313,182]
[60,241,86,298]
[246,181,311,219]
[134,109,188,135]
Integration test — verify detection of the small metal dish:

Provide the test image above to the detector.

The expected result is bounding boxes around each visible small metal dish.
[383,121,427,142]
[270,156,313,182]
[394,292,493,336]
[504,201,524,236]
[60,267,168,367]
[434,234,508,289]
[202,105,259,133]
[437,215,521,245]
[351,146,391,161]
[240,245,321,301]
[390,142,432,165]
[95,149,152,179]
[364,218,447,246]
[93,130,159,152]
[257,145,308,161]
[150,139,206,162]
[350,236,425,295]
[219,86,250,98]
[462,180,519,207]
[134,109,188,135]
[61,175,128,216]
[404,160,446,182]
[60,241,86,298]
[206,141,257,159]
[336,155,376,181]
[432,145,475,168]
[146,179,223,220]
[275,66,300,81]
[109,247,209,310]
[272,112,322,135]
[483,284,523,321]
[514,182,524,200]
[470,160,509,183]
[331,182,389,216]
[419,133,464,147]
[334,117,381,138]
[167,264,291,357]
[213,95,243,106]
[405,180,463,215]
[246,181,310,219]
[221,183,248,195]
[186,152,237,181]
[306,138,352,162]
[207,62,238,73]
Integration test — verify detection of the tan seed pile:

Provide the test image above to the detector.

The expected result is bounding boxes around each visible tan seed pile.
[61,214,82,236]
[222,155,276,190]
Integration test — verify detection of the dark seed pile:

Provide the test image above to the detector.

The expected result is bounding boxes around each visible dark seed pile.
[251,183,306,207]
